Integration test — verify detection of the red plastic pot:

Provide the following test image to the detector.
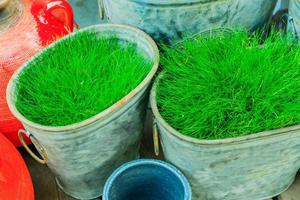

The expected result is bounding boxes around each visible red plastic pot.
[0,0,75,146]
[0,132,34,200]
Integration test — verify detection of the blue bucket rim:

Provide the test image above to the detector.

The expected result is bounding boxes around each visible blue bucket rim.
[103,159,192,200]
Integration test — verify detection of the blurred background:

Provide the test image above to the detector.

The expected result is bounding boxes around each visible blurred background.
[69,0,102,27]
[69,0,290,28]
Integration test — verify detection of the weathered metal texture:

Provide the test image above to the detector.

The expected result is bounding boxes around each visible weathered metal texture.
[289,0,300,39]
[150,74,300,200]
[102,0,277,43]
[7,24,159,200]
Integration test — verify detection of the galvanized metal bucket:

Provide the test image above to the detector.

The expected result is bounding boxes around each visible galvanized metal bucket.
[103,159,192,200]
[289,0,300,40]
[7,24,159,200]
[150,73,300,200]
[100,0,277,43]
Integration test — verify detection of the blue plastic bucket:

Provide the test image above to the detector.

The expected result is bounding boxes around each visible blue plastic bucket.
[103,159,192,200]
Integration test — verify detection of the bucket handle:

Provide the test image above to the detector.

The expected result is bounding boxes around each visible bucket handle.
[18,129,48,164]
[153,121,160,156]
[98,0,105,20]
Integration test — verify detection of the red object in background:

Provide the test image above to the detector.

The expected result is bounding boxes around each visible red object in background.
[0,132,34,200]
[31,0,74,45]
[0,0,74,146]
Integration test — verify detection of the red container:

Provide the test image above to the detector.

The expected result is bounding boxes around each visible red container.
[0,132,34,200]
[0,0,75,146]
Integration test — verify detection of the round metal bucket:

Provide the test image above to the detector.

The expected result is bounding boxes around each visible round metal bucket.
[100,0,277,43]
[103,159,192,200]
[150,73,300,200]
[7,24,159,199]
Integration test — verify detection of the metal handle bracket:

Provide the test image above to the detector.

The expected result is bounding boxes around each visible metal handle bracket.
[153,121,160,156]
[18,129,48,164]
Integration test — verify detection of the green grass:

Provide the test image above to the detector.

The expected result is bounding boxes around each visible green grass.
[15,31,152,126]
[157,30,300,140]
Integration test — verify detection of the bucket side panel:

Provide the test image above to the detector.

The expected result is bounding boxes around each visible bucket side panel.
[158,125,300,200]
[289,0,300,37]
[104,0,276,42]
[24,91,149,199]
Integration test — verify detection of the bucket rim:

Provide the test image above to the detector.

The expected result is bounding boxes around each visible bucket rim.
[102,159,192,200]
[6,23,159,132]
[150,72,300,145]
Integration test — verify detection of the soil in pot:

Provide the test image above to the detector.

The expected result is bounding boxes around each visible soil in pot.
[157,29,300,139]
[15,31,153,126]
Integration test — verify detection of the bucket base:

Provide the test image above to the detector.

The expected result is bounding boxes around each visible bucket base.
[260,175,296,200]
[55,178,101,200]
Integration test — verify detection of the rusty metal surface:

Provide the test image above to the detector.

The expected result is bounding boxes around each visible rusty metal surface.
[7,24,159,199]
[102,0,277,43]
[150,74,300,200]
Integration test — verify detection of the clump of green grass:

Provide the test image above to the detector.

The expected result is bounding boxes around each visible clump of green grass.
[157,30,300,140]
[15,31,152,126]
